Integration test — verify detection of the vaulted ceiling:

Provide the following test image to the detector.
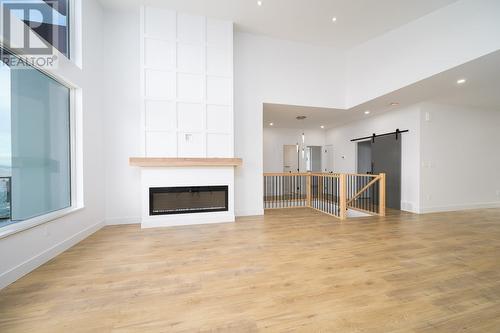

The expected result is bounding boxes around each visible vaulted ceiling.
[98,0,458,49]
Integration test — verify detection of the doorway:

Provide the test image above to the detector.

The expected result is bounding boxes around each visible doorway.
[306,146,322,172]
[357,136,401,210]
[283,145,299,173]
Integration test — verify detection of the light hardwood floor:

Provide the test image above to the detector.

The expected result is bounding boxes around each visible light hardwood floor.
[1,208,500,332]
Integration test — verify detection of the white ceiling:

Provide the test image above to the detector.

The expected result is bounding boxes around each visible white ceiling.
[264,50,500,129]
[263,104,345,130]
[98,0,458,49]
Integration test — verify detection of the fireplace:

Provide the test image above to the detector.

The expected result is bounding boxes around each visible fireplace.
[149,186,229,216]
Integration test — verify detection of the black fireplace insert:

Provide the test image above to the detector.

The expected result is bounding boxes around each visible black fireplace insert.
[149,186,228,215]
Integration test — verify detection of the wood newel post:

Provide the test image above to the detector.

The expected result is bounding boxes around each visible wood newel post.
[339,173,347,220]
[379,173,386,216]
[306,174,311,207]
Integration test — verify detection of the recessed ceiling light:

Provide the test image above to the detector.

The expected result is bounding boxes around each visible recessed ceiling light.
[457,78,467,85]
[269,122,274,126]
[257,1,263,6]
[320,125,325,129]
[332,17,337,22]
[364,110,371,115]
[390,102,400,106]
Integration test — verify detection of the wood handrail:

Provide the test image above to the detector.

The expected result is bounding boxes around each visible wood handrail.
[263,172,309,176]
[310,173,341,178]
[264,172,341,177]
[344,173,379,178]
[264,172,376,178]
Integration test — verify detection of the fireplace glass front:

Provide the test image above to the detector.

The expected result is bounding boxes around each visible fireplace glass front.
[149,186,228,215]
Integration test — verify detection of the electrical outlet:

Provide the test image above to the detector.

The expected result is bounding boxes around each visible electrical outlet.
[425,112,431,122]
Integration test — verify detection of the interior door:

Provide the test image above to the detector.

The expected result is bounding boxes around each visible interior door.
[357,141,372,174]
[371,135,402,210]
[283,145,298,173]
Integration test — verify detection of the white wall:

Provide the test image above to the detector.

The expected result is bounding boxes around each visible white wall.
[346,0,500,107]
[0,0,106,288]
[103,7,142,225]
[420,103,500,212]
[325,105,422,213]
[263,128,326,173]
[141,7,234,158]
[234,32,346,216]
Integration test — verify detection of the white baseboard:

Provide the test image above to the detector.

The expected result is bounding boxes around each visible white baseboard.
[420,201,500,214]
[235,209,264,217]
[106,217,141,226]
[0,220,104,290]
[401,201,420,214]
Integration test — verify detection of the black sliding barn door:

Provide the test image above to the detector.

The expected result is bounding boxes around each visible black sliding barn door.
[371,136,402,210]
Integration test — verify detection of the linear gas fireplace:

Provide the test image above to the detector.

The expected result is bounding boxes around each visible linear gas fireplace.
[149,186,228,216]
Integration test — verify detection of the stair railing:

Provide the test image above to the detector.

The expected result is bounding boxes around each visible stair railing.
[263,172,386,220]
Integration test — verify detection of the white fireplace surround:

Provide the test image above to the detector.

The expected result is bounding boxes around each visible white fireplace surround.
[136,7,236,229]
[141,167,235,228]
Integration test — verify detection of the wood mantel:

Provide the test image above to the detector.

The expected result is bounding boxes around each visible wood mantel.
[129,157,243,167]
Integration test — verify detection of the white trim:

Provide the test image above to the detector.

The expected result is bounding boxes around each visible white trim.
[106,217,141,226]
[235,209,264,217]
[420,201,500,214]
[70,0,83,68]
[0,206,84,240]
[0,220,104,290]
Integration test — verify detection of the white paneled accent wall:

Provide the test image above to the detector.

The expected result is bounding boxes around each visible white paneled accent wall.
[140,7,234,158]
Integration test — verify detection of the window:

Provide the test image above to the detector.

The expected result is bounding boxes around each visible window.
[0,48,71,228]
[1,0,70,58]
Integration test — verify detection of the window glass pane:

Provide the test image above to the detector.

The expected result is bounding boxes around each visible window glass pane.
[0,49,71,228]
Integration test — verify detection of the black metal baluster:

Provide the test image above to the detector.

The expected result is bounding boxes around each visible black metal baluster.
[313,177,316,209]
[330,177,332,214]
[299,176,302,206]
[361,177,366,210]
[274,176,276,209]
[362,176,366,212]
[370,177,374,213]
[264,176,266,209]
[267,176,269,209]
[317,176,319,209]
[278,176,280,208]
[336,178,339,216]
[350,175,353,209]
[320,177,322,212]
[288,176,291,208]
[293,175,296,207]
[322,177,325,212]
[329,177,332,215]
[367,176,370,211]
